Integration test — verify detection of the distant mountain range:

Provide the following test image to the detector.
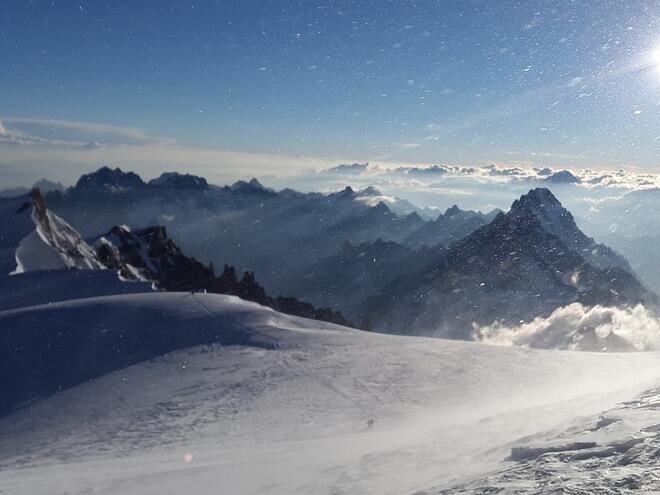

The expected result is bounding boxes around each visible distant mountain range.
[1,167,655,347]
[43,167,499,294]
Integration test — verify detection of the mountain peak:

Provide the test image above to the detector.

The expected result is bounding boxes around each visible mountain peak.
[510,188,562,214]
[507,188,577,241]
[148,172,209,190]
[504,188,633,274]
[444,205,462,216]
[230,178,272,194]
[73,166,146,193]
[544,170,581,184]
[358,186,381,196]
[248,178,265,189]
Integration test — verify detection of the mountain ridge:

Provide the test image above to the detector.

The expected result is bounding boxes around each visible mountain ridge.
[360,188,655,341]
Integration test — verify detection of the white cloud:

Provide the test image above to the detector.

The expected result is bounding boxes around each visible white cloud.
[0,117,170,147]
[2,116,660,194]
[476,303,660,352]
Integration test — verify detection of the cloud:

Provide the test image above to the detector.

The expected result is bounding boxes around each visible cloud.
[320,161,660,192]
[2,116,660,195]
[0,117,170,147]
[476,303,660,352]
[321,163,370,175]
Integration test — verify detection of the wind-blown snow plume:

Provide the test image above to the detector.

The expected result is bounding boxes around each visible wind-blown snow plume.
[476,303,660,352]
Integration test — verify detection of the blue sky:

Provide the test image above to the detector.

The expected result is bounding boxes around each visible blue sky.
[1,0,659,185]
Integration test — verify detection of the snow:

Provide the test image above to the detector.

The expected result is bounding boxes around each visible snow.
[12,229,68,273]
[1,292,660,494]
[0,192,103,275]
[29,204,104,271]
[431,386,660,493]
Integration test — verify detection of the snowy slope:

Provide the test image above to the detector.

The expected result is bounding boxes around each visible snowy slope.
[1,292,660,494]
[429,386,660,494]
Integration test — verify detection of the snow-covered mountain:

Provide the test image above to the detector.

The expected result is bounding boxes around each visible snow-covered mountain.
[1,292,660,494]
[360,188,655,342]
[94,224,214,285]
[0,189,104,275]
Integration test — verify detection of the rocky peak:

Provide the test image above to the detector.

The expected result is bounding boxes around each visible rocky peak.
[148,172,209,190]
[510,188,563,215]
[501,188,633,274]
[444,205,462,217]
[230,178,273,195]
[358,186,381,197]
[508,188,577,237]
[73,166,146,193]
[544,170,581,184]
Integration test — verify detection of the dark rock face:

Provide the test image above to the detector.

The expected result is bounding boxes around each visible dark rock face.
[508,188,633,273]
[96,225,214,289]
[227,178,275,196]
[148,172,209,190]
[72,166,146,195]
[360,189,656,338]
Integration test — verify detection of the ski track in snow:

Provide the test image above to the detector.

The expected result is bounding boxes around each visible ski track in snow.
[1,293,660,494]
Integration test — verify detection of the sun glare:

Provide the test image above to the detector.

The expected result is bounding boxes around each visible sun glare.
[650,45,660,72]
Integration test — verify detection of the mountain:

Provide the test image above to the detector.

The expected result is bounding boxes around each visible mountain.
[32,178,65,194]
[508,188,632,273]
[71,166,146,195]
[543,169,581,184]
[94,224,351,327]
[44,167,494,295]
[403,204,500,248]
[0,178,64,199]
[281,239,437,321]
[0,188,350,328]
[360,188,655,340]
[95,224,214,286]
[0,189,104,275]
[2,292,659,494]
[227,177,275,195]
[147,172,209,190]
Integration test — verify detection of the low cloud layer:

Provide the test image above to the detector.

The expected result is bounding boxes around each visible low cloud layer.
[476,303,660,352]
[319,162,660,192]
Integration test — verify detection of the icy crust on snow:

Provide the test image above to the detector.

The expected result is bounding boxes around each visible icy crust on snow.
[428,387,660,494]
[1,292,660,494]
